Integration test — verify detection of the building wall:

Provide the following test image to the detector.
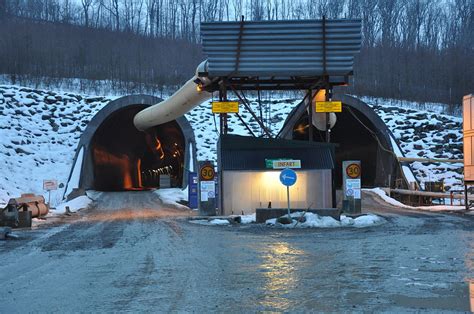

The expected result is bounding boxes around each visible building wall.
[221,169,332,215]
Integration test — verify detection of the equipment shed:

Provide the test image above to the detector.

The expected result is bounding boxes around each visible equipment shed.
[217,135,335,216]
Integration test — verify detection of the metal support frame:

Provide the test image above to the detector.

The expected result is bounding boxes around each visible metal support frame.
[219,82,228,135]
[229,84,273,138]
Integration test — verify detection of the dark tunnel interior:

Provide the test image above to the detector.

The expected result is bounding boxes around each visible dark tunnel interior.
[292,107,381,188]
[91,105,185,191]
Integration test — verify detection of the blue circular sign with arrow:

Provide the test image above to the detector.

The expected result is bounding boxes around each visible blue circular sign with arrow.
[279,168,297,186]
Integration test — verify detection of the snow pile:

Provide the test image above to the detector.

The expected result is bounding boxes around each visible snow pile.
[366,188,465,212]
[239,213,256,224]
[209,219,231,225]
[154,188,189,210]
[191,213,256,226]
[52,195,92,215]
[266,212,386,228]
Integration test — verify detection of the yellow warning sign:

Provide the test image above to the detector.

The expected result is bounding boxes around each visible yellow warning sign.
[315,101,342,113]
[212,101,239,113]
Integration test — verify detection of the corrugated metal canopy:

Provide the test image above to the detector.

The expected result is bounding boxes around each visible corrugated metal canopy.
[218,134,335,170]
[201,19,361,78]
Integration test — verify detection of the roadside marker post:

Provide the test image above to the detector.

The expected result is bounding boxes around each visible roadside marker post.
[279,168,297,220]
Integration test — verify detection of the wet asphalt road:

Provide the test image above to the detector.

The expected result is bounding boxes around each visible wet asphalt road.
[0,191,473,312]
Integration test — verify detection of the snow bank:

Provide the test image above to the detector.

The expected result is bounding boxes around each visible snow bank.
[154,188,189,210]
[52,195,92,215]
[266,212,386,228]
[239,213,256,224]
[209,219,230,225]
[366,188,465,211]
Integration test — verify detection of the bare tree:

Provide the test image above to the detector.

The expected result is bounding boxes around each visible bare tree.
[0,0,6,19]
[81,0,93,27]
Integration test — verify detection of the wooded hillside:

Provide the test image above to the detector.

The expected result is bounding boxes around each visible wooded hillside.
[0,0,472,105]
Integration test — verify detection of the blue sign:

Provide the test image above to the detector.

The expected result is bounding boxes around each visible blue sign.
[279,168,297,186]
[188,172,198,209]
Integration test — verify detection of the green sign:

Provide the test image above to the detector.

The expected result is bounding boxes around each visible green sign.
[265,158,286,169]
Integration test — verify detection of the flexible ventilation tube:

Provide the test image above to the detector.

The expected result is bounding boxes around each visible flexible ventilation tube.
[134,61,212,131]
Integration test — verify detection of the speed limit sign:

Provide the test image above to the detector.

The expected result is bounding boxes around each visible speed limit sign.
[346,163,361,179]
[200,165,215,181]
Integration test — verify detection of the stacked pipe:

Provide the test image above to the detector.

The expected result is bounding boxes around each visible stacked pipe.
[9,193,49,217]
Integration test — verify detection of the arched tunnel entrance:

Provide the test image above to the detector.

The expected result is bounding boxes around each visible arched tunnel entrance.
[91,105,185,190]
[280,94,404,188]
[65,95,195,196]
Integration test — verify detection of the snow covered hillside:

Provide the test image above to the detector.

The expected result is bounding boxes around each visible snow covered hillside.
[363,97,463,191]
[0,84,464,206]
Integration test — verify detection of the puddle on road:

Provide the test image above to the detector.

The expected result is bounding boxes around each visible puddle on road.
[257,241,307,311]
[390,282,471,312]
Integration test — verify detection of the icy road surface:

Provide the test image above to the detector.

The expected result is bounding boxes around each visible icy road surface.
[0,192,473,312]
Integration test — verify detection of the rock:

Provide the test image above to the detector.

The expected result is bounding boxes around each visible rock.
[413,144,423,150]
[277,215,293,224]
[14,147,32,155]
[45,96,56,104]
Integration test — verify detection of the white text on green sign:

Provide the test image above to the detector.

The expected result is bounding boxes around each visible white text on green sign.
[272,160,301,169]
[212,101,239,113]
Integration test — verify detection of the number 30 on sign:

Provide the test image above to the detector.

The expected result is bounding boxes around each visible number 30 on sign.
[346,163,361,178]
[200,165,215,181]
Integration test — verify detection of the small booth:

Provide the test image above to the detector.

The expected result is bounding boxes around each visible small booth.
[218,135,335,215]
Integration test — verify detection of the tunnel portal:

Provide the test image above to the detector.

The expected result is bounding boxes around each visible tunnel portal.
[65,95,195,196]
[292,109,381,188]
[91,105,185,191]
[280,94,402,189]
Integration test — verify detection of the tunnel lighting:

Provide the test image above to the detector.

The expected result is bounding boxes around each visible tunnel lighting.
[314,89,326,102]
[154,138,165,160]
[294,124,308,134]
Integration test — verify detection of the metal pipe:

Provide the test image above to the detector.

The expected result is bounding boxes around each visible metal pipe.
[398,157,463,164]
[388,188,473,201]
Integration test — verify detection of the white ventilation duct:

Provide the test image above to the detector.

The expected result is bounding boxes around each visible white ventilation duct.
[134,61,212,131]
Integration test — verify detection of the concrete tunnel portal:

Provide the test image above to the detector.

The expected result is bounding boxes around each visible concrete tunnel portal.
[65,95,196,196]
[279,94,406,189]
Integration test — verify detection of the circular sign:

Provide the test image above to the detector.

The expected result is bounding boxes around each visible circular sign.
[200,165,215,181]
[346,163,361,179]
[279,168,297,187]
[346,188,354,197]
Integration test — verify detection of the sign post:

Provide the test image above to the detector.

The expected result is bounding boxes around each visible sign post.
[279,168,297,220]
[198,161,216,215]
[43,179,58,206]
[342,161,361,214]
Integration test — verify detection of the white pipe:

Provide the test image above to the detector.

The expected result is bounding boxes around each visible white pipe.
[134,61,212,131]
